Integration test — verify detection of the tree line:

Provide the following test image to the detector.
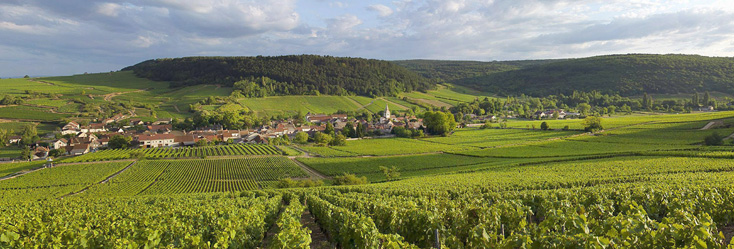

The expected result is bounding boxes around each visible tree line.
[124,55,433,97]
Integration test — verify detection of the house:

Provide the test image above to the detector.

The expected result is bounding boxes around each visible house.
[33,147,49,159]
[152,118,173,125]
[61,121,81,135]
[218,130,245,141]
[102,113,126,124]
[129,119,144,126]
[51,139,67,149]
[81,123,107,133]
[97,137,110,147]
[175,135,197,146]
[136,134,176,148]
[306,113,348,123]
[147,124,172,133]
[699,106,715,112]
[533,111,546,119]
[8,135,21,144]
[69,144,90,156]
[245,133,268,144]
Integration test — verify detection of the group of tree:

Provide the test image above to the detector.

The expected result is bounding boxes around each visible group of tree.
[125,55,432,97]
[448,54,734,97]
[450,90,722,121]
[0,95,23,105]
[422,111,457,136]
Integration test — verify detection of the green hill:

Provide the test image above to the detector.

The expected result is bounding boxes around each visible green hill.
[124,55,431,97]
[449,54,734,96]
[393,59,561,83]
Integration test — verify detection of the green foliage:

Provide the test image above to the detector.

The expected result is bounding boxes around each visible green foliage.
[294,132,309,144]
[270,200,311,249]
[275,178,324,188]
[0,95,23,105]
[329,134,346,146]
[314,132,332,146]
[128,151,146,160]
[108,134,132,149]
[333,173,369,185]
[453,54,734,96]
[582,116,603,132]
[48,148,65,158]
[66,144,281,163]
[423,111,457,136]
[126,55,432,97]
[540,121,549,131]
[19,146,30,160]
[704,132,724,146]
[379,166,400,181]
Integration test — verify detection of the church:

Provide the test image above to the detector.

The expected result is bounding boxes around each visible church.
[379,104,396,124]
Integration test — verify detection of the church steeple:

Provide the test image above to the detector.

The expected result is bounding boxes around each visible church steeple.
[384,104,390,119]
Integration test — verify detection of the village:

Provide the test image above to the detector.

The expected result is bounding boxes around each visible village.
[15,105,427,159]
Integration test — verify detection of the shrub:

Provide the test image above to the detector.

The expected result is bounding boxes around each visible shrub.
[540,122,549,130]
[333,173,369,185]
[277,178,325,188]
[704,132,724,146]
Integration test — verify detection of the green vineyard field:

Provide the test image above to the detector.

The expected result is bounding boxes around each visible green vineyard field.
[62,144,281,163]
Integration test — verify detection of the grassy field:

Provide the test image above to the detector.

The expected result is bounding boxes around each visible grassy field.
[239,95,364,116]
[0,106,71,121]
[297,154,537,181]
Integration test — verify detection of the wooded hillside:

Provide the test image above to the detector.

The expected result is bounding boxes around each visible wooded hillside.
[123,55,431,97]
[449,54,734,96]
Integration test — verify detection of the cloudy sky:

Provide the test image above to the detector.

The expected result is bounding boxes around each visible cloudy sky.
[2,0,734,77]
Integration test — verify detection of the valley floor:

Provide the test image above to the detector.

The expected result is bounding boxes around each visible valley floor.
[2,111,734,248]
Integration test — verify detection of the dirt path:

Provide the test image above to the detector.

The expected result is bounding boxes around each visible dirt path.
[380,97,410,110]
[28,79,57,86]
[0,166,45,182]
[301,208,334,249]
[173,105,181,113]
[344,97,370,112]
[58,161,137,198]
[701,121,724,130]
[289,157,328,179]
[101,89,148,101]
[260,206,283,249]
[134,163,170,195]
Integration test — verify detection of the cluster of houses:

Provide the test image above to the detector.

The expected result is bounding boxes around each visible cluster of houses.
[18,105,422,159]
[532,109,580,119]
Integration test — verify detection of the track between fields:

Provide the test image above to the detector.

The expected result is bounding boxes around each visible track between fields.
[58,161,137,199]
[289,157,328,179]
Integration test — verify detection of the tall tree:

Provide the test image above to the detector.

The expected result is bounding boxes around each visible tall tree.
[703,92,711,106]
[324,122,335,136]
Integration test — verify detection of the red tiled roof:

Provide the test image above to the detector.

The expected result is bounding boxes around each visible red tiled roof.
[137,134,176,141]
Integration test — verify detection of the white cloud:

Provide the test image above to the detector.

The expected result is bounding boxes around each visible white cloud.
[367,4,393,17]
[326,14,363,33]
[0,21,53,34]
[2,0,734,76]
[95,3,122,17]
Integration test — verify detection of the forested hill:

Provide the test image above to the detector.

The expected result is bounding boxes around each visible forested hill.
[393,59,561,83]
[123,55,431,97]
[448,54,734,96]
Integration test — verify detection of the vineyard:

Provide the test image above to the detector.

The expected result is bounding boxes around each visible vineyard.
[0,162,130,202]
[3,156,734,247]
[80,157,308,197]
[2,110,734,247]
[62,144,281,163]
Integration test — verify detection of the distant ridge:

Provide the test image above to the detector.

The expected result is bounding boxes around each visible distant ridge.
[397,54,734,96]
[123,55,431,97]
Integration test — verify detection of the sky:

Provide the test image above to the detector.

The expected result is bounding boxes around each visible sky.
[2,0,734,77]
